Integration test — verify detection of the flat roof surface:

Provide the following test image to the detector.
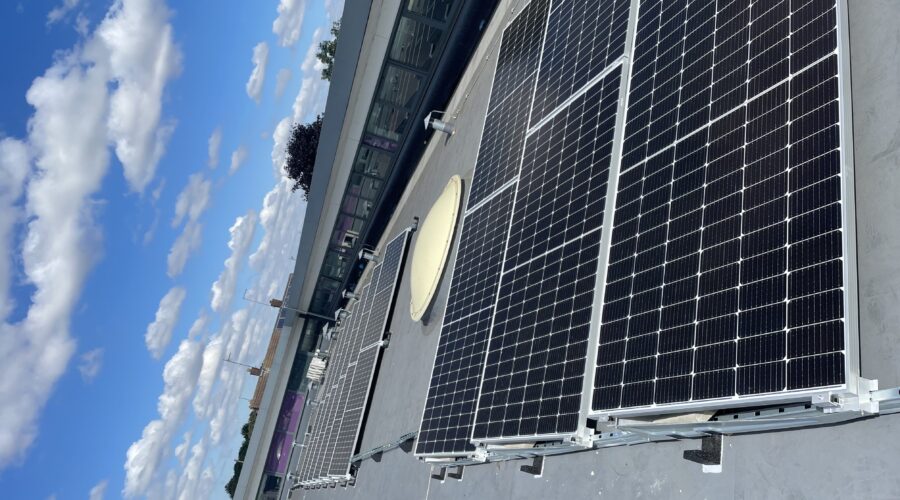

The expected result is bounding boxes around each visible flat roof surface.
[297,0,900,498]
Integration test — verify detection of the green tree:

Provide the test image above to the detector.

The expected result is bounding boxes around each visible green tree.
[284,115,323,199]
[225,411,257,498]
[316,21,341,81]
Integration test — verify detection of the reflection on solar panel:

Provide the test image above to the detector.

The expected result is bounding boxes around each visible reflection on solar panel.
[297,229,411,485]
[466,0,551,208]
[592,0,850,412]
[473,69,621,441]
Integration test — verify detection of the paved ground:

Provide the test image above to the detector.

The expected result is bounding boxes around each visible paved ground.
[297,1,900,498]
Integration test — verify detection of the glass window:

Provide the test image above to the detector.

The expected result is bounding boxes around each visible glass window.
[322,251,351,280]
[349,173,382,200]
[406,0,453,22]
[366,101,412,142]
[377,65,424,108]
[330,214,364,248]
[390,16,442,70]
[354,147,392,179]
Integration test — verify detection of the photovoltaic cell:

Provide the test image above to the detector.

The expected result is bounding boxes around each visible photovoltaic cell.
[416,186,516,455]
[530,0,629,126]
[473,69,621,440]
[593,0,847,412]
[467,0,551,208]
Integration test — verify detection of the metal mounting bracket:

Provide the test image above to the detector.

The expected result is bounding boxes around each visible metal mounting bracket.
[447,465,464,480]
[431,467,446,481]
[683,435,722,473]
[519,456,544,476]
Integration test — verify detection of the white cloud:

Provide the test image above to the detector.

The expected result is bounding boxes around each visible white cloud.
[191,336,223,419]
[47,0,79,25]
[166,221,202,278]
[0,139,30,319]
[207,127,222,169]
[98,0,181,192]
[229,145,248,175]
[292,76,327,124]
[88,479,108,500]
[78,348,104,382]
[210,211,258,314]
[274,68,292,99]
[245,42,269,104]
[144,286,187,359]
[270,117,292,179]
[150,177,166,203]
[173,431,192,465]
[171,173,210,228]
[123,338,204,497]
[167,173,211,277]
[272,0,307,47]
[187,310,210,340]
[301,27,325,73]
[176,436,214,500]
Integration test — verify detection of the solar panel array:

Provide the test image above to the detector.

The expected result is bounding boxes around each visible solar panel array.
[297,229,411,485]
[592,0,848,412]
[417,0,853,456]
[473,69,621,440]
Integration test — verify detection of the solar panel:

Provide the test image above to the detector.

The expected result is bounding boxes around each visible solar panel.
[298,283,373,483]
[473,68,622,441]
[416,186,516,455]
[592,0,851,413]
[328,229,411,476]
[466,0,551,208]
[296,229,411,485]
[529,0,629,126]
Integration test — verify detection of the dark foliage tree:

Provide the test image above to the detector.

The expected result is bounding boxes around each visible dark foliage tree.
[225,411,257,498]
[316,21,341,81]
[284,115,323,198]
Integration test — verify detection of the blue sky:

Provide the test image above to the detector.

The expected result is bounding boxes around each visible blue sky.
[0,0,341,498]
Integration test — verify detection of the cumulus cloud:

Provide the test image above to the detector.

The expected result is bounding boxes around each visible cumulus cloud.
[207,127,222,168]
[144,286,187,359]
[167,221,202,278]
[47,0,80,25]
[123,338,204,497]
[301,27,326,74]
[167,173,211,277]
[245,42,269,104]
[274,68,292,99]
[229,145,248,175]
[292,76,327,124]
[173,431,192,465]
[210,211,258,313]
[175,436,214,500]
[78,348,104,382]
[99,0,181,192]
[0,138,30,319]
[171,173,210,228]
[0,0,179,465]
[192,336,224,419]
[272,0,307,47]
[270,117,292,179]
[88,479,108,500]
